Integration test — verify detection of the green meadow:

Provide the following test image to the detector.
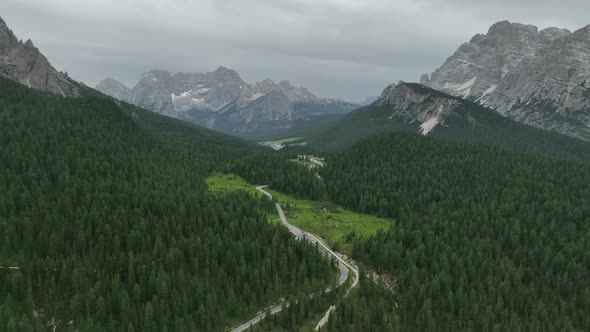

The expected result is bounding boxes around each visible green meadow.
[206,173,392,255]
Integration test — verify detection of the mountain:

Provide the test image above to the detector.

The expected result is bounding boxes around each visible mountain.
[96,68,358,138]
[308,82,590,161]
[0,16,78,96]
[94,77,132,102]
[421,20,590,140]
[359,96,379,105]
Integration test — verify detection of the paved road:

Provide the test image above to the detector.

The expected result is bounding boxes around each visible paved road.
[230,186,358,332]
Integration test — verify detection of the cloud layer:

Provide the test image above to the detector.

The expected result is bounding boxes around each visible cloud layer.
[2,0,588,102]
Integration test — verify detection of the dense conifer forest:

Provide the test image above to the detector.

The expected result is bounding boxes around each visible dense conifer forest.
[3,75,590,331]
[323,272,399,332]
[0,79,336,331]
[320,132,590,331]
[228,153,326,200]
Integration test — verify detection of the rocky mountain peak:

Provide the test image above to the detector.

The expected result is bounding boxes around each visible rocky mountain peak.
[99,77,128,87]
[142,69,172,81]
[539,27,571,40]
[422,20,590,140]
[0,16,11,36]
[0,16,78,96]
[573,24,590,37]
[487,20,538,36]
[419,74,430,85]
[0,17,20,53]
[377,83,462,135]
[425,20,574,100]
[258,78,276,87]
[279,80,293,89]
[23,39,34,48]
[378,83,434,106]
[96,78,132,102]
[213,66,241,81]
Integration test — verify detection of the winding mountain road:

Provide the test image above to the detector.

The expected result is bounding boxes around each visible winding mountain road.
[230,186,358,332]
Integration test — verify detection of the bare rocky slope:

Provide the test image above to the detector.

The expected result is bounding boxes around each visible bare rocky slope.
[0,16,78,97]
[422,20,590,140]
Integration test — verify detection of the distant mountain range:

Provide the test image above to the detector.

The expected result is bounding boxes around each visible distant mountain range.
[96,68,358,138]
[2,14,590,157]
[421,20,590,140]
[0,17,79,97]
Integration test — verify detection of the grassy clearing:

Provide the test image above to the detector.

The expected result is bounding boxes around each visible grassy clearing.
[266,188,391,255]
[206,172,259,194]
[206,173,282,224]
[206,173,392,256]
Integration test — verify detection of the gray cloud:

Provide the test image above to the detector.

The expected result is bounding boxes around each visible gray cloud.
[1,0,588,102]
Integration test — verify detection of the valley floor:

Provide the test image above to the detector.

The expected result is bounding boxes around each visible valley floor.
[206,173,392,255]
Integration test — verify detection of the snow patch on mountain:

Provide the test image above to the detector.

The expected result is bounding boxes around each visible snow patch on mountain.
[248,92,266,101]
[171,90,193,100]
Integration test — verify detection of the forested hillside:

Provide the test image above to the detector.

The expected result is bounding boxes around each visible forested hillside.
[228,152,326,200]
[320,132,590,330]
[0,78,336,331]
[308,84,590,162]
[323,272,399,332]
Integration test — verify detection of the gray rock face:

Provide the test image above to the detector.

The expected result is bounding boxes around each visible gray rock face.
[97,67,357,136]
[0,16,78,96]
[377,83,461,135]
[130,70,176,117]
[423,20,590,139]
[95,78,132,102]
[480,25,590,139]
[419,74,430,86]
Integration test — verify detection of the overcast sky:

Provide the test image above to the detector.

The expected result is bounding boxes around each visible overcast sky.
[1,0,589,102]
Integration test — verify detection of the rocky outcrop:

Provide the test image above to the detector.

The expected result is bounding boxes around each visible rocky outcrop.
[479,25,590,139]
[377,83,461,135]
[422,20,590,140]
[0,16,78,96]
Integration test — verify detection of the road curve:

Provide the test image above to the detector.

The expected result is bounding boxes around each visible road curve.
[230,186,358,332]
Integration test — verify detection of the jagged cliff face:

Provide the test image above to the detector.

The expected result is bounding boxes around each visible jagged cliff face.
[481,26,590,139]
[422,21,590,140]
[377,83,462,135]
[0,17,78,97]
[96,67,357,137]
